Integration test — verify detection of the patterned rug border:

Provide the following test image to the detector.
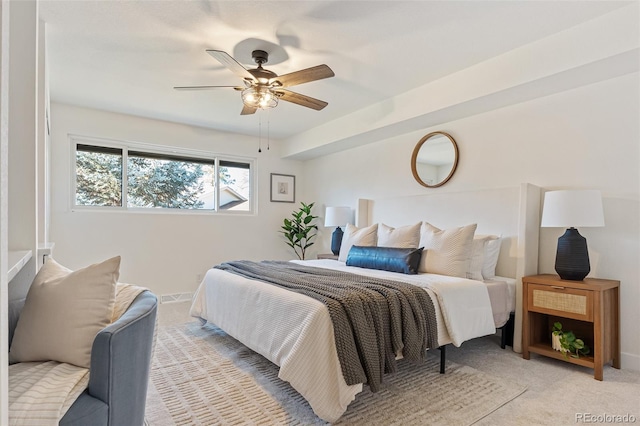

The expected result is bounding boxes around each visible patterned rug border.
[146,321,527,425]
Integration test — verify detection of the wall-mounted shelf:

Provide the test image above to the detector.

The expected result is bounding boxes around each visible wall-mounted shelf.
[8,250,33,282]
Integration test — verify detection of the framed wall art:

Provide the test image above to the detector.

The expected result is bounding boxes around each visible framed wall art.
[270,173,295,203]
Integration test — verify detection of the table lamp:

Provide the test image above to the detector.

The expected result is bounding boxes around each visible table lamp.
[540,190,604,281]
[324,206,351,255]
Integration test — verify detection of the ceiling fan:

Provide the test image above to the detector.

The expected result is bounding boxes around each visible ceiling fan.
[174,49,335,115]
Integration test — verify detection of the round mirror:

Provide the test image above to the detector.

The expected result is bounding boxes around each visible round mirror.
[411,131,459,188]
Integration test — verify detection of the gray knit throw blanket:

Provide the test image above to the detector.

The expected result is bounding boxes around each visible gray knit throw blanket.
[215,260,439,392]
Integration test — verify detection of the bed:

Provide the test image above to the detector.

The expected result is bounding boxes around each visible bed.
[190,184,542,422]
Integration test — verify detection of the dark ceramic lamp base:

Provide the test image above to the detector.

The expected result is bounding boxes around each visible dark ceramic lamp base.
[331,227,344,255]
[555,227,590,281]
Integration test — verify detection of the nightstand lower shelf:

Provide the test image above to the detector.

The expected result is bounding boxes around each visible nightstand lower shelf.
[527,343,595,369]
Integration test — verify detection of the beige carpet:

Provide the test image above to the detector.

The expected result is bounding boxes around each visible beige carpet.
[145,321,526,425]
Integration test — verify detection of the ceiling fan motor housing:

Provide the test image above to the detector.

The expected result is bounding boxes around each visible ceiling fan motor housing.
[252,50,269,65]
[248,50,277,83]
[248,67,277,82]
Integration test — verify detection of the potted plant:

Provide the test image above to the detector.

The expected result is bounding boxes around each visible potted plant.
[281,202,318,260]
[552,322,590,359]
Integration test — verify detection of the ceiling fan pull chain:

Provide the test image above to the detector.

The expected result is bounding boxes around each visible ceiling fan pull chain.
[267,109,270,151]
[258,112,262,153]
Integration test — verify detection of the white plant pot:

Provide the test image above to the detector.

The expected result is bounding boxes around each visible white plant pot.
[552,333,567,352]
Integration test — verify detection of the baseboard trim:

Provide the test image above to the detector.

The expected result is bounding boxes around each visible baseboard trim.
[621,351,640,371]
[160,292,194,304]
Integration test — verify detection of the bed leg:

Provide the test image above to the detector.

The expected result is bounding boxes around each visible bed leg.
[500,312,515,349]
[439,345,446,374]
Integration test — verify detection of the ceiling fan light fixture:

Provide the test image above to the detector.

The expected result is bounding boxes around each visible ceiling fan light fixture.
[176,49,333,115]
[242,86,278,109]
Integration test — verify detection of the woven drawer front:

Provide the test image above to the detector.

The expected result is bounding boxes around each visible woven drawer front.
[532,289,587,315]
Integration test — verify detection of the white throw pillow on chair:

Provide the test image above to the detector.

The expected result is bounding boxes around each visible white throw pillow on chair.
[9,256,120,368]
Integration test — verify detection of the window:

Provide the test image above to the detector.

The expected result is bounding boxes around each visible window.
[72,137,254,213]
[75,145,123,207]
[126,151,215,209]
[219,161,250,211]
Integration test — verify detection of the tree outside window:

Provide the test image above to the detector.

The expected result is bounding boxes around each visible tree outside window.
[74,143,252,212]
[75,145,122,206]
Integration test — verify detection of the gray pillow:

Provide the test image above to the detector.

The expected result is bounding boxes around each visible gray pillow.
[346,246,424,275]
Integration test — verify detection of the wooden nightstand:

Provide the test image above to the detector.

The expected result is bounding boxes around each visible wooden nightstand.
[522,274,620,380]
[317,253,339,260]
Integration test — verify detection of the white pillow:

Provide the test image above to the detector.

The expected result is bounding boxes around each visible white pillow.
[338,223,378,262]
[481,236,502,279]
[467,235,494,281]
[418,222,477,277]
[9,256,120,368]
[377,223,421,248]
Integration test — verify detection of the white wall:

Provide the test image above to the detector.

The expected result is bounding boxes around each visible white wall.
[0,1,10,422]
[302,73,640,370]
[49,103,305,297]
[2,1,41,421]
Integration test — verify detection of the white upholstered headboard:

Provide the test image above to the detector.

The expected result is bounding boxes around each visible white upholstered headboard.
[356,183,542,352]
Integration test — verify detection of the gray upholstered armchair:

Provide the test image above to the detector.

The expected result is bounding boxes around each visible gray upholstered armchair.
[8,290,158,426]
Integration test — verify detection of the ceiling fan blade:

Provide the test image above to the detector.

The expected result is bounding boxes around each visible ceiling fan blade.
[206,50,256,81]
[174,85,243,91]
[276,89,328,110]
[270,64,334,88]
[240,105,257,115]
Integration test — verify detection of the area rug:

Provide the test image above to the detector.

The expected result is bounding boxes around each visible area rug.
[145,321,526,425]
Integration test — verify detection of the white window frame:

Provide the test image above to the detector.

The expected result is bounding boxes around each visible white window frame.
[70,134,256,215]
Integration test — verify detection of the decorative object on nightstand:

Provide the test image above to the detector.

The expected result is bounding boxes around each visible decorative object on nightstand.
[540,190,604,281]
[324,206,351,255]
[317,253,339,260]
[522,274,619,380]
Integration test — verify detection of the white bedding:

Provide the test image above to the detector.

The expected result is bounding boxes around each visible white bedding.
[294,260,496,345]
[484,276,517,328]
[189,259,496,422]
[495,276,517,313]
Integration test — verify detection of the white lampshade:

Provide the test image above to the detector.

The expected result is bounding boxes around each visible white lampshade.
[324,206,351,227]
[541,190,605,228]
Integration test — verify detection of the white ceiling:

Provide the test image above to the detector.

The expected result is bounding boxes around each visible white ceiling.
[39,1,628,141]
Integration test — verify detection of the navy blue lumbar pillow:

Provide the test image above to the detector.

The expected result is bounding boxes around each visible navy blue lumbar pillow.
[346,246,424,275]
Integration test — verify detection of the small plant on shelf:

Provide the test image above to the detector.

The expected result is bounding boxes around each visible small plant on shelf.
[552,322,590,359]
[281,202,318,260]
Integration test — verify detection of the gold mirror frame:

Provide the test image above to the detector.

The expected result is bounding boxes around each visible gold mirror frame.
[411,131,459,188]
